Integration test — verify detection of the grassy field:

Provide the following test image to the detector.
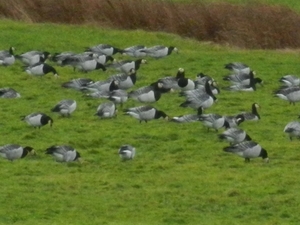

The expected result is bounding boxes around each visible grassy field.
[1,19,300,225]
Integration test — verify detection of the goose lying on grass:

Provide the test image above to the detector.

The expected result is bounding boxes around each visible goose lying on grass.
[0,46,15,66]
[0,87,21,98]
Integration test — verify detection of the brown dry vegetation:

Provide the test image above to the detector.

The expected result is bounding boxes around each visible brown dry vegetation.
[1,0,300,49]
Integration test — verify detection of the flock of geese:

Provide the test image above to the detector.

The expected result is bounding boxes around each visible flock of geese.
[0,43,299,163]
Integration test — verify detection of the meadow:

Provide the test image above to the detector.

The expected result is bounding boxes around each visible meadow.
[0,14,300,225]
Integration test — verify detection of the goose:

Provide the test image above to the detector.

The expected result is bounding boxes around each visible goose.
[128,82,163,103]
[279,75,300,87]
[81,80,119,93]
[0,144,34,161]
[178,76,196,91]
[274,86,300,105]
[107,59,147,73]
[283,121,300,140]
[224,71,257,91]
[224,62,250,74]
[51,99,77,117]
[107,68,137,90]
[24,62,58,77]
[156,67,185,92]
[171,107,203,123]
[121,45,147,57]
[194,73,215,86]
[61,54,106,72]
[219,127,252,144]
[0,87,21,98]
[140,45,178,59]
[0,47,15,66]
[62,78,94,90]
[123,105,168,123]
[223,141,269,163]
[119,145,136,160]
[85,44,122,56]
[107,89,128,106]
[179,80,217,110]
[236,103,260,121]
[199,113,230,132]
[45,145,81,162]
[84,82,119,98]
[21,112,53,128]
[223,71,263,86]
[51,52,76,65]
[225,114,245,128]
[94,54,114,65]
[94,102,117,119]
[179,81,220,98]
[16,50,50,66]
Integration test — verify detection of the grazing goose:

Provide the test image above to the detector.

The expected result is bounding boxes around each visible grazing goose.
[236,103,260,121]
[223,71,263,86]
[85,44,122,56]
[21,112,53,128]
[274,86,300,105]
[223,141,269,163]
[94,102,117,119]
[0,144,34,161]
[128,82,163,103]
[279,75,300,87]
[199,113,230,132]
[180,80,217,110]
[62,78,94,90]
[0,47,15,66]
[283,121,300,140]
[81,80,119,93]
[107,69,137,90]
[140,45,178,59]
[156,68,185,92]
[16,50,50,66]
[45,145,81,162]
[121,45,147,57]
[51,99,77,117]
[51,52,76,65]
[171,107,203,123]
[0,87,21,98]
[61,54,106,72]
[219,127,252,144]
[224,71,257,91]
[24,62,58,77]
[123,105,168,123]
[119,145,136,160]
[107,59,147,73]
[224,62,250,74]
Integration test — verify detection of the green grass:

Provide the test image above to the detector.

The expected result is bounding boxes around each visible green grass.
[1,19,300,224]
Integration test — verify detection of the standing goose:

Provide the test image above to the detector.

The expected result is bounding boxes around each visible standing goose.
[0,144,34,161]
[219,127,252,145]
[62,78,94,90]
[119,145,136,160]
[16,50,50,66]
[21,112,53,128]
[171,107,203,123]
[94,102,117,119]
[198,113,230,132]
[24,62,58,77]
[140,45,178,59]
[179,80,217,110]
[123,105,168,123]
[107,69,137,90]
[120,45,147,57]
[128,82,163,103]
[107,59,147,73]
[0,87,21,98]
[224,71,257,91]
[0,47,15,66]
[156,68,185,92]
[85,44,122,56]
[51,99,77,117]
[45,145,81,162]
[274,86,300,105]
[283,121,300,140]
[236,103,260,121]
[223,141,269,163]
[279,75,300,87]
[224,62,250,74]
